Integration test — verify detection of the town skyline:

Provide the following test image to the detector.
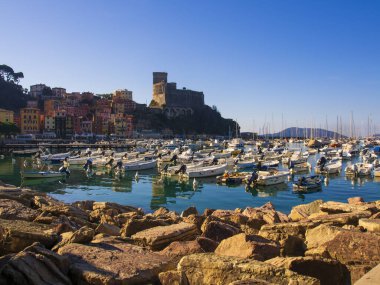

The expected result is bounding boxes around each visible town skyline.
[1,0,379,134]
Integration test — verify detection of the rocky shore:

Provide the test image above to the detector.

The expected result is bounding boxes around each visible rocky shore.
[0,182,379,285]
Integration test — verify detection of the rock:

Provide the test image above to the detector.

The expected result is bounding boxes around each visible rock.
[266,256,349,285]
[113,211,139,226]
[159,270,189,285]
[132,222,198,250]
[0,199,39,221]
[306,211,372,226]
[182,214,204,231]
[32,195,50,208]
[68,226,94,244]
[358,218,380,232]
[203,208,215,216]
[348,197,364,204]
[92,201,140,214]
[0,218,56,254]
[215,233,280,261]
[58,237,173,284]
[242,202,290,226]
[196,236,219,252]
[95,222,121,236]
[178,253,319,285]
[71,200,94,211]
[120,216,169,237]
[33,212,56,224]
[258,221,316,256]
[0,242,71,285]
[211,209,248,226]
[153,207,170,217]
[42,205,89,221]
[160,240,204,261]
[305,224,380,283]
[181,206,198,217]
[370,212,380,219]
[288,200,324,221]
[228,280,275,285]
[319,201,376,214]
[201,221,240,242]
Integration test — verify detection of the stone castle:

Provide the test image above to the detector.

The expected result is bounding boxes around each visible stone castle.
[151,72,204,117]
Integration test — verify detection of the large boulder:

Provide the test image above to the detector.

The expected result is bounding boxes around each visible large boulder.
[0,242,71,285]
[288,200,324,221]
[201,220,240,242]
[242,202,290,226]
[319,201,377,214]
[215,233,280,261]
[211,209,249,226]
[358,218,380,232]
[266,256,350,285]
[305,211,372,227]
[92,201,140,214]
[159,270,189,285]
[58,237,174,284]
[181,206,198,217]
[120,216,170,237]
[41,205,89,221]
[177,253,319,285]
[160,240,204,262]
[95,222,121,236]
[132,223,198,250]
[0,199,39,221]
[0,218,57,254]
[305,224,380,283]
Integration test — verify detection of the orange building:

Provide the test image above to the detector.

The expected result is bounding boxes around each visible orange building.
[20,107,40,134]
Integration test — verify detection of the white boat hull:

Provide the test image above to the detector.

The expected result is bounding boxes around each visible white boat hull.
[186,164,227,178]
[124,159,157,171]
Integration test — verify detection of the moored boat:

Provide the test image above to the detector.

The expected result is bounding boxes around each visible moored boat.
[292,175,322,193]
[20,170,66,179]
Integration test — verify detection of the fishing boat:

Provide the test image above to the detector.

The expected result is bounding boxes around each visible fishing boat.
[161,161,204,176]
[20,170,66,179]
[216,171,249,185]
[315,158,342,174]
[183,163,228,178]
[124,158,157,171]
[12,149,40,156]
[292,175,322,193]
[289,162,311,174]
[356,163,374,177]
[246,170,290,186]
[374,167,380,177]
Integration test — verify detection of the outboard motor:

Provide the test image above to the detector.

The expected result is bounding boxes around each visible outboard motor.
[175,164,187,175]
[163,164,169,173]
[247,171,258,186]
[83,159,93,172]
[170,154,178,166]
[105,158,114,167]
[234,158,239,166]
[317,157,327,171]
[212,157,219,165]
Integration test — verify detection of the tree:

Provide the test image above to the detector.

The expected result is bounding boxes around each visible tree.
[0,64,24,84]
[42,86,53,97]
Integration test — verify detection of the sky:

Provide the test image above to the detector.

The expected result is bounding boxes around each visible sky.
[1,0,379,135]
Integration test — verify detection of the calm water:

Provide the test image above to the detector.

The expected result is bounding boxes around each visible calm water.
[1,149,379,214]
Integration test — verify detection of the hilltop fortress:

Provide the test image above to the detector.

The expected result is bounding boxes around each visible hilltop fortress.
[151,72,204,118]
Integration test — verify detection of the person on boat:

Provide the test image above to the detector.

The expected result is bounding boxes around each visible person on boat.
[60,157,70,177]
[105,157,114,168]
[297,176,306,187]
[83,159,93,172]
[175,164,187,175]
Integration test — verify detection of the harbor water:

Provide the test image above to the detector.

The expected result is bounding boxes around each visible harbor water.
[1,149,379,214]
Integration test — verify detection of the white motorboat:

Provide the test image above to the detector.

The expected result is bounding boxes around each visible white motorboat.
[124,159,157,171]
[292,175,322,193]
[161,161,203,176]
[247,170,290,186]
[289,162,311,174]
[184,163,228,178]
[315,158,342,174]
[356,163,374,177]
[21,170,66,179]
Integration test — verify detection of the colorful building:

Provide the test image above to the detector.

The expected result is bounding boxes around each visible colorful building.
[20,107,40,134]
[111,114,133,138]
[30,84,47,98]
[0,109,14,124]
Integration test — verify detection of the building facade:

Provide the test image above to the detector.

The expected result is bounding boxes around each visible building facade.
[52,87,66,98]
[113,89,133,101]
[20,108,40,134]
[30,84,47,98]
[0,109,14,124]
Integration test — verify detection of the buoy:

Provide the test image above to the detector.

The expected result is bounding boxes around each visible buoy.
[193,178,198,189]
[135,171,139,180]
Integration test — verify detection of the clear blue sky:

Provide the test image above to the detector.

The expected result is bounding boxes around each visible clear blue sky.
[1,0,379,135]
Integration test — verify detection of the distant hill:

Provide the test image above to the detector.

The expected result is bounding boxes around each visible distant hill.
[261,127,345,139]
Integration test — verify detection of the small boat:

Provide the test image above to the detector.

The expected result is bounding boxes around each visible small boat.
[124,158,157,171]
[246,170,290,186]
[216,171,249,185]
[21,170,66,179]
[374,167,380,177]
[315,158,341,174]
[356,163,374,177]
[12,149,40,156]
[289,162,311,174]
[184,163,228,178]
[292,175,322,193]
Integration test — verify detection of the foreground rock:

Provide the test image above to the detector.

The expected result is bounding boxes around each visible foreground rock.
[0,218,56,254]
[305,224,380,283]
[0,242,71,285]
[0,199,39,221]
[177,253,319,284]
[215,233,280,261]
[58,237,174,284]
[266,256,349,285]
[132,222,198,250]
[288,200,324,221]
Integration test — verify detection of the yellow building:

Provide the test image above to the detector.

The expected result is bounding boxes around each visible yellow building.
[20,108,40,134]
[0,109,14,124]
